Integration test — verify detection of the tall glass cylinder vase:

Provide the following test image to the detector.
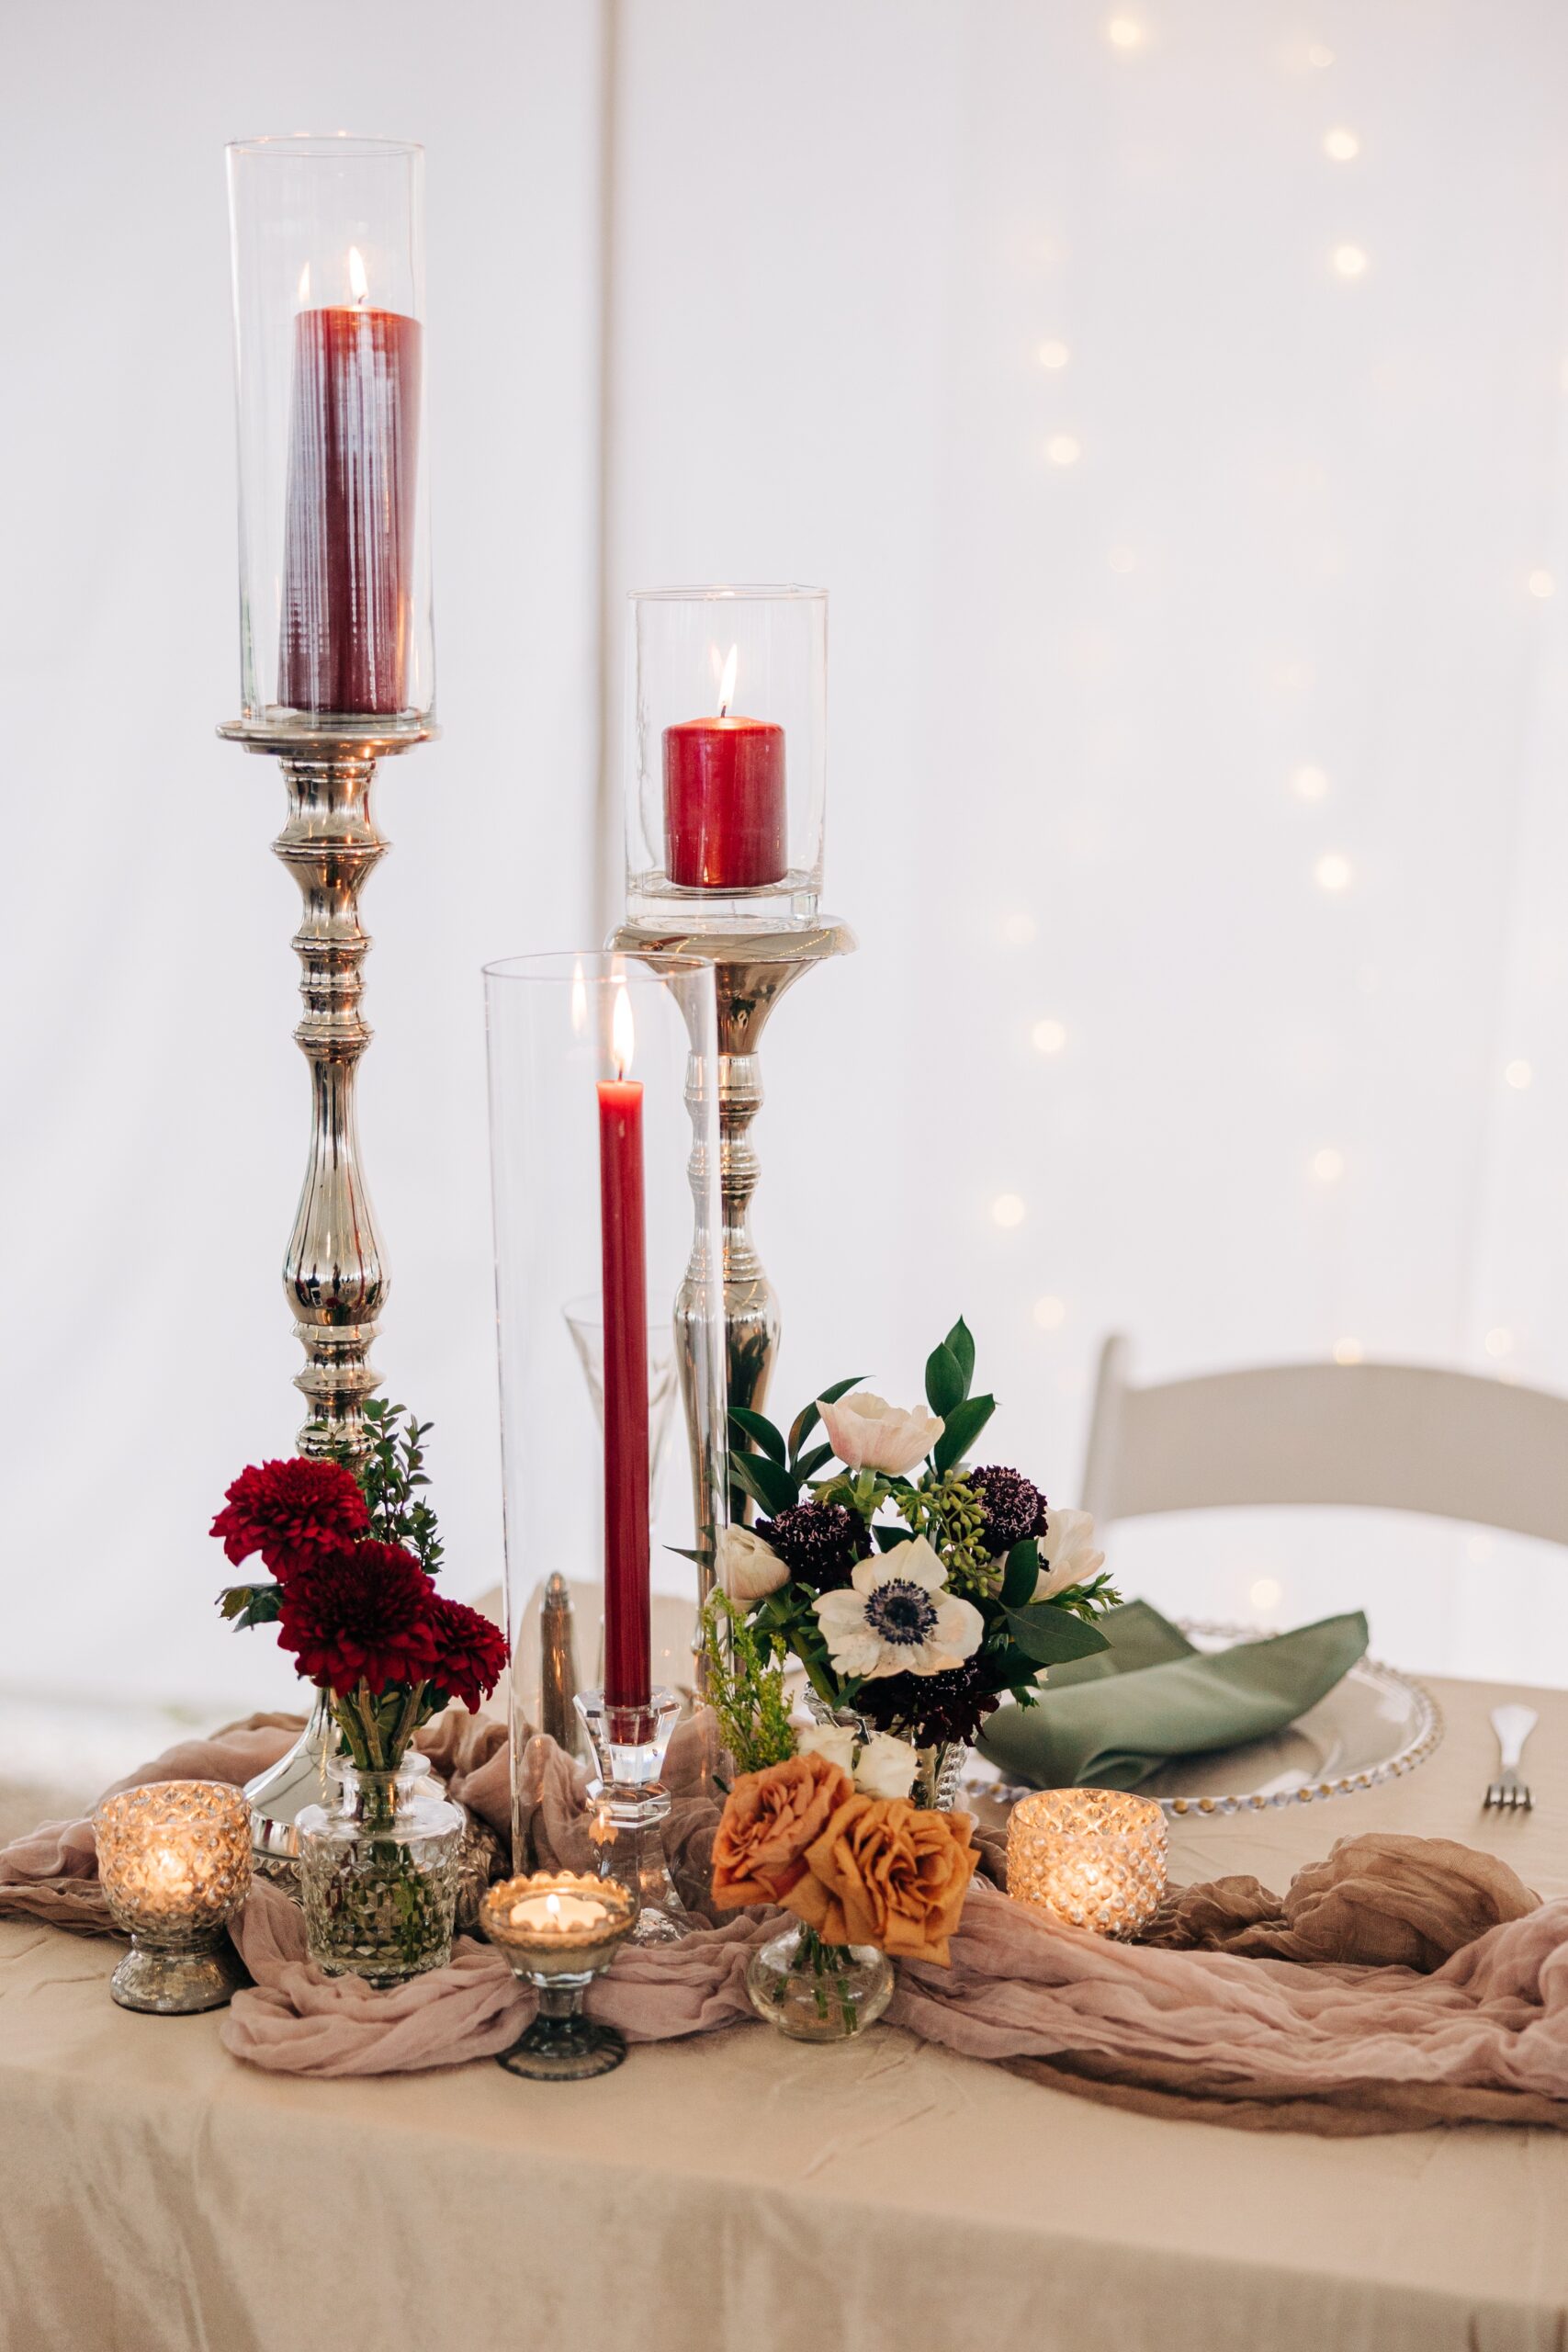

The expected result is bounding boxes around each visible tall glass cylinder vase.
[624,585,827,931]
[484,955,727,1890]
[227,133,434,729]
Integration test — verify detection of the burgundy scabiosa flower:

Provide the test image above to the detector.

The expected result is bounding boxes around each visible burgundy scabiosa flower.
[758,1500,871,1594]
[858,1656,1003,1750]
[210,1456,369,1580]
[276,1541,438,1697]
[426,1598,509,1713]
[967,1464,1047,1555]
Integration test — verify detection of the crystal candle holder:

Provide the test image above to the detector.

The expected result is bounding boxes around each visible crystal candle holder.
[574,1687,688,1944]
[480,1871,637,2079]
[1005,1788,1168,1939]
[94,1781,253,2013]
[624,586,827,930]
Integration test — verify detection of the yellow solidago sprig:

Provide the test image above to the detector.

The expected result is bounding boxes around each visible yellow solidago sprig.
[701,1593,798,1775]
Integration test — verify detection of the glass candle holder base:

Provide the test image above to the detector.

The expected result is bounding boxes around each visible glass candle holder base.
[498,1991,627,2081]
[574,1687,691,1942]
[110,1931,246,2016]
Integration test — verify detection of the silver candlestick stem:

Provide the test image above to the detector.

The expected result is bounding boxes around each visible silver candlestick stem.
[220,714,434,1871]
[611,918,855,1676]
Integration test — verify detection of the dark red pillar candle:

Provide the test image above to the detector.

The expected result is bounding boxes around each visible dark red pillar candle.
[662,714,787,889]
[597,1028,651,1710]
[278,303,422,717]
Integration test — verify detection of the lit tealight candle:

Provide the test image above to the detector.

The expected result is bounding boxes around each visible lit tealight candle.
[1006,1788,1168,1939]
[508,1888,612,1934]
[480,1871,639,2083]
[93,1781,252,2013]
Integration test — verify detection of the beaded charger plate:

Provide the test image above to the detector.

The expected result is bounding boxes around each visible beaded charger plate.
[971,1623,1443,1822]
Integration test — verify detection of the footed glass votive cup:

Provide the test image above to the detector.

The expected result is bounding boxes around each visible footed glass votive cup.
[480,1871,637,2079]
[1006,1789,1168,1939]
[94,1781,253,2013]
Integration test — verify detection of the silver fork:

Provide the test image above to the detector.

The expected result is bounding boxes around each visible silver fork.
[1483,1705,1538,1814]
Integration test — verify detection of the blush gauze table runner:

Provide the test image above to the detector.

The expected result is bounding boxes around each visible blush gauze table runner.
[2,1709,1562,2135]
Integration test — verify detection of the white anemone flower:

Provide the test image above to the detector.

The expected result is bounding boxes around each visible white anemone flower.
[813,1537,984,1680]
[1032,1508,1105,1601]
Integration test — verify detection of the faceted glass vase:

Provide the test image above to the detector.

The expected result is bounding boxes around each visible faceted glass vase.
[298,1753,462,1985]
[746,1921,894,2042]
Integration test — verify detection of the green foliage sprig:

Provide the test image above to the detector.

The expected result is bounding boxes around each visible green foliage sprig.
[701,1594,797,1775]
[312,1397,444,1578]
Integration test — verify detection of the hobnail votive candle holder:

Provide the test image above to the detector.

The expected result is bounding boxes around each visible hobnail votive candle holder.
[94,1781,253,2013]
[1005,1788,1168,1939]
[480,1871,637,2079]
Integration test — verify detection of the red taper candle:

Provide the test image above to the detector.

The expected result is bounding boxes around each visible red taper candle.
[279,251,422,717]
[597,985,651,1709]
[662,647,786,889]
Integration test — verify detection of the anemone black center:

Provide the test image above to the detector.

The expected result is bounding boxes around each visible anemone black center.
[865,1578,939,1645]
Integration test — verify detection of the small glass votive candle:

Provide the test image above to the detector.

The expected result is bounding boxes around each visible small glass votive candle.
[94,1781,253,2013]
[1006,1789,1168,1939]
[479,1871,637,2080]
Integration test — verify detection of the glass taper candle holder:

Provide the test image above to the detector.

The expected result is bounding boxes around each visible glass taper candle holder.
[480,1871,637,2080]
[94,1781,253,2013]
[574,1686,687,1944]
[1005,1788,1168,1939]
[227,134,433,727]
[625,586,827,929]
[484,955,727,1871]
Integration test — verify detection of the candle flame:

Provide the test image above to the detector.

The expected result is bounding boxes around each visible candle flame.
[570,956,588,1036]
[546,1892,561,1923]
[297,262,311,306]
[717,643,739,718]
[348,244,369,306]
[611,982,636,1080]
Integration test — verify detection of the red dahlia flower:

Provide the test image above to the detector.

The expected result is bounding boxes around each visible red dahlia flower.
[426,1598,508,1713]
[276,1541,438,1698]
[211,1456,370,1579]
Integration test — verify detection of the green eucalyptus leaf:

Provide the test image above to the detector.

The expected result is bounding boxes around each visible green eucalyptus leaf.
[1000,1538,1039,1607]
[933,1392,996,1474]
[728,1406,787,1464]
[944,1317,976,1396]
[728,1448,798,1520]
[794,1442,833,1483]
[1001,1602,1112,1666]
[925,1341,965,1419]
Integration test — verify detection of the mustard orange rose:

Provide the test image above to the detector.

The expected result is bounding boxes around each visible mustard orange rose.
[785,1794,979,1965]
[710,1753,855,1909]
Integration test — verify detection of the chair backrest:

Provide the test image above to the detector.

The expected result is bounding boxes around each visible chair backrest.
[1080,1336,1568,1548]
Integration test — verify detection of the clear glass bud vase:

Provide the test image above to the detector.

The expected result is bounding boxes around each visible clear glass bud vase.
[298,1753,462,1985]
[804,1695,970,1811]
[746,1921,894,2042]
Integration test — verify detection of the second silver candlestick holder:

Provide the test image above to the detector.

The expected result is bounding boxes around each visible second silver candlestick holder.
[574,1687,689,1944]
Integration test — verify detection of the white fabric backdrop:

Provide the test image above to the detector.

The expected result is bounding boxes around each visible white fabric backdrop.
[3,0,1566,1729]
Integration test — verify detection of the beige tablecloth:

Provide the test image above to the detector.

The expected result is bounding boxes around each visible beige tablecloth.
[1,1672,1563,2352]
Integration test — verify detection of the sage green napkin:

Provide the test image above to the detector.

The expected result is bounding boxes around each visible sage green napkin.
[976,1600,1370,1792]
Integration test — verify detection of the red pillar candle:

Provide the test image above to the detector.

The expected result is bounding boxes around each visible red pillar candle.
[662,650,786,888]
[597,987,651,1709]
[279,254,422,717]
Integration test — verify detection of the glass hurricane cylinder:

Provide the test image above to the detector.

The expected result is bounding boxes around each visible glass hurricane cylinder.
[297,1753,462,1984]
[484,954,727,1879]
[226,134,433,726]
[625,587,827,930]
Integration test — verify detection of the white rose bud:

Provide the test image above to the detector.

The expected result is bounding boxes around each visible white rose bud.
[853,1731,920,1801]
[715,1523,790,1605]
[818,1392,945,1476]
[795,1722,857,1775]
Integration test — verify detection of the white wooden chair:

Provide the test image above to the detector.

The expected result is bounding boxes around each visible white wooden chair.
[1080,1337,1568,1547]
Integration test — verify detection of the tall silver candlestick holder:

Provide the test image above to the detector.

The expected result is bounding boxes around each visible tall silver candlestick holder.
[220,714,434,1872]
[611,918,855,1664]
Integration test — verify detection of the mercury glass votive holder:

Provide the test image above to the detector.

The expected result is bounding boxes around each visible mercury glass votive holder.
[1005,1788,1168,1939]
[94,1781,253,2013]
[479,1871,637,2080]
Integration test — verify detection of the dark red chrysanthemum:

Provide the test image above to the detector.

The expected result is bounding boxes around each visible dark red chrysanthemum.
[210,1456,370,1579]
[276,1541,438,1698]
[425,1598,509,1714]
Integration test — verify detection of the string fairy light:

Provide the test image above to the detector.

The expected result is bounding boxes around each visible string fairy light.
[1323,127,1359,162]
[991,1193,1027,1230]
[1292,763,1329,801]
[1331,243,1369,279]
[1527,569,1555,600]
[1038,338,1070,370]
[1045,433,1082,467]
[1032,1017,1067,1055]
[1105,17,1145,51]
[1504,1058,1534,1089]
[1314,851,1353,891]
[1333,1338,1364,1365]
[1310,1147,1346,1184]
[1032,1295,1066,1329]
